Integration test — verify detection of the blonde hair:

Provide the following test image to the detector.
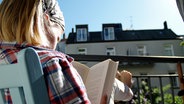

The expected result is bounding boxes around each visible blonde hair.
[0,0,48,46]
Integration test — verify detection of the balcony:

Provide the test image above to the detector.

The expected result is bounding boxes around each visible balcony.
[69,54,184,104]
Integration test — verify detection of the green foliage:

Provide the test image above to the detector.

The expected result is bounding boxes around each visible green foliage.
[132,81,183,104]
[180,41,184,46]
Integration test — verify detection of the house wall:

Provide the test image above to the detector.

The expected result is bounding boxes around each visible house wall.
[65,39,184,90]
[66,40,183,56]
[66,39,184,75]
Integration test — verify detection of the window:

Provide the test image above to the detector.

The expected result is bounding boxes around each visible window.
[137,45,147,55]
[106,47,115,55]
[78,48,87,54]
[164,44,174,56]
[104,27,115,40]
[126,48,131,56]
[77,28,87,42]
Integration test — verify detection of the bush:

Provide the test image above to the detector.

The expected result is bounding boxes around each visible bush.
[130,81,183,104]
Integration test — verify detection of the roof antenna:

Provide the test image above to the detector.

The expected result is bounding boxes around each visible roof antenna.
[130,16,133,30]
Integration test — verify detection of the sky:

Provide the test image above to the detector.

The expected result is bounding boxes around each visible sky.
[0,0,183,38]
[58,0,184,38]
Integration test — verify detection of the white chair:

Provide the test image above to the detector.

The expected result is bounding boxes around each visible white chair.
[0,48,50,104]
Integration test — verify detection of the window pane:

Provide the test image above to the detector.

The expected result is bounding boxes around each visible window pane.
[104,27,114,40]
[77,28,87,41]
[106,47,115,55]
[137,45,147,55]
[164,44,174,56]
[78,48,87,54]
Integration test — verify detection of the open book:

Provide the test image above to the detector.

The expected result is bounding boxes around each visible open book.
[72,59,119,104]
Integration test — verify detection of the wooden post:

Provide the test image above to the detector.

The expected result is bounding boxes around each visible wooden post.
[177,62,184,102]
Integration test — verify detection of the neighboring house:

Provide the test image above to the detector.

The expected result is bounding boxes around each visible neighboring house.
[63,21,184,88]
[56,34,67,53]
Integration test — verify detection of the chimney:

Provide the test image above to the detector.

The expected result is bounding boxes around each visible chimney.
[72,28,74,33]
[63,33,65,39]
[164,21,168,29]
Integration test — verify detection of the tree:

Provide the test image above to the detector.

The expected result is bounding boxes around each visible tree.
[180,41,184,46]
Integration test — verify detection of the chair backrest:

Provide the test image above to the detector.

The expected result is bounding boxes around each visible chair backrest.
[0,48,50,104]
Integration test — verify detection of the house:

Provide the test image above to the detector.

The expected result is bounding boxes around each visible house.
[56,34,67,53]
[62,21,184,88]
[66,22,183,57]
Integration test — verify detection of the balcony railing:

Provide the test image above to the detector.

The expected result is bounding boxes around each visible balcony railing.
[69,54,184,104]
[132,74,180,104]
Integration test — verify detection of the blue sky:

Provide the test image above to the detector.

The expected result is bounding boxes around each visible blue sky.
[0,0,183,37]
[58,0,184,37]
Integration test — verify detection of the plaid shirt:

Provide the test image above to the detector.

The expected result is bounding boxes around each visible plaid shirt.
[0,42,91,104]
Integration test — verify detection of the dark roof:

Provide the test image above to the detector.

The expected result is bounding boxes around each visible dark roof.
[116,29,179,41]
[89,32,102,41]
[66,28,181,44]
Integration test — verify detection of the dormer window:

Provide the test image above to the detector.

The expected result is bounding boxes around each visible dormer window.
[77,28,87,42]
[104,27,115,40]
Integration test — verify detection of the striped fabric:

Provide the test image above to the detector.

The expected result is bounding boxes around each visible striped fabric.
[0,42,91,104]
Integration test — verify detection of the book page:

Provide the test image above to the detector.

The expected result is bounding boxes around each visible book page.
[85,59,118,104]
[103,60,119,103]
[72,59,119,104]
[72,61,89,84]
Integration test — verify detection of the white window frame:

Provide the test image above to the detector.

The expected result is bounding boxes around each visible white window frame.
[77,28,87,42]
[106,47,115,55]
[78,48,87,55]
[104,27,115,40]
[137,45,147,55]
[164,44,174,56]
